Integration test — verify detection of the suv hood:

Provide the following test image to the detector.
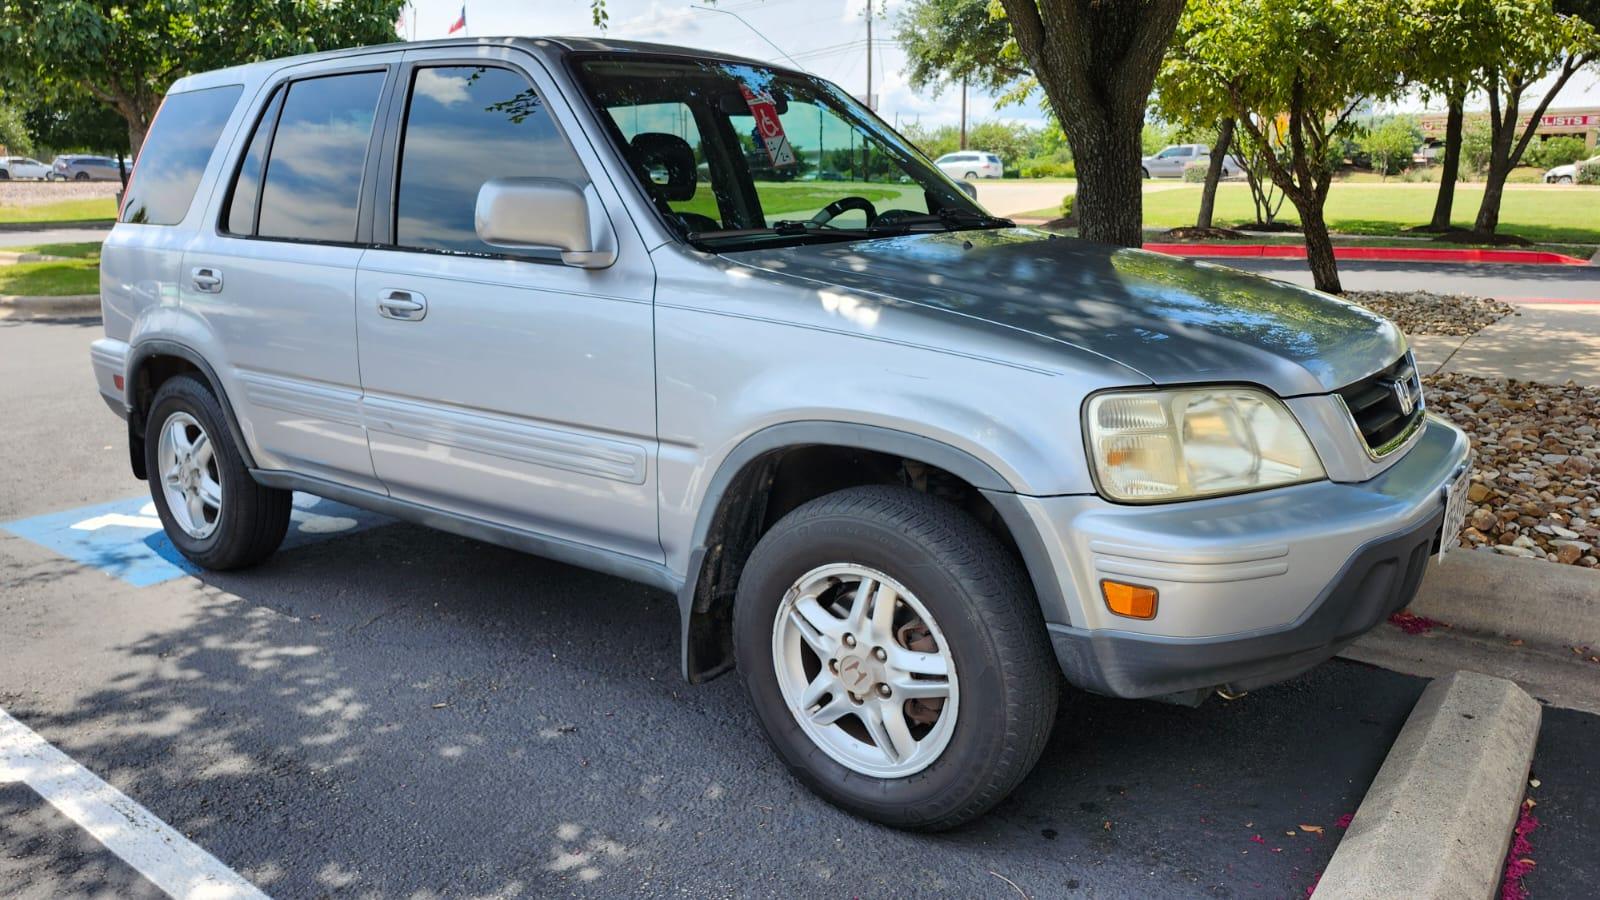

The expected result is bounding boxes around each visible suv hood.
[720,229,1404,396]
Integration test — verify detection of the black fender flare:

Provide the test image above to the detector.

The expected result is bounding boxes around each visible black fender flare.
[675,421,1067,681]
[126,339,259,477]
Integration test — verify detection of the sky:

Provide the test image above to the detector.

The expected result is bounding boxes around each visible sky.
[397,0,1600,130]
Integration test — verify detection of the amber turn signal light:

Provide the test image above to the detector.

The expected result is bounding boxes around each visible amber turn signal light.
[1101,580,1158,619]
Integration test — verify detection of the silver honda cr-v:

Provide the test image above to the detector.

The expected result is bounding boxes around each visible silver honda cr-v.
[90,36,1471,829]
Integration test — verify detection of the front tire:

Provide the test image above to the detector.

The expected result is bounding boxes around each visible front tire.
[734,486,1058,830]
[145,375,291,570]
[1141,167,1151,179]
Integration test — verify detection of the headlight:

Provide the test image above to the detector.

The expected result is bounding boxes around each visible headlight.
[1085,387,1325,502]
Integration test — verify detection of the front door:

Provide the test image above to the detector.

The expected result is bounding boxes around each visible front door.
[354,49,661,562]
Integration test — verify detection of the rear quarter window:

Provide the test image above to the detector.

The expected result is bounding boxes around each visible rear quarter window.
[120,85,243,225]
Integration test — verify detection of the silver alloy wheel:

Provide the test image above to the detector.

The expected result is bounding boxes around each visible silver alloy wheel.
[156,411,222,539]
[771,563,960,778]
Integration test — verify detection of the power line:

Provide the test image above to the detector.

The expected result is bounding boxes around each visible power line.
[688,5,808,71]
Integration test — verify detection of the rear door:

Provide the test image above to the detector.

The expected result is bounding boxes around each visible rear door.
[182,55,402,490]
[353,46,660,561]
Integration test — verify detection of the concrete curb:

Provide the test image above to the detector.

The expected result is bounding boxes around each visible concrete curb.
[1143,242,1590,266]
[1312,671,1540,900]
[1410,551,1600,651]
[0,294,99,316]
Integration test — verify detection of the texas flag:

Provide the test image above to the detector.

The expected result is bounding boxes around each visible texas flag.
[447,4,466,34]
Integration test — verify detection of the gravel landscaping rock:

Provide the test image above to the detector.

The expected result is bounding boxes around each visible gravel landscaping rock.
[1346,290,1516,337]
[0,180,121,209]
[1426,372,1600,567]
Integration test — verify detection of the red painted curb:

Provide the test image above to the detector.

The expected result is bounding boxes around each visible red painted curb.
[1144,243,1591,266]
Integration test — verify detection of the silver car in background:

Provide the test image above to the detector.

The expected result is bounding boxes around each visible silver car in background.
[89,36,1471,831]
[49,154,123,181]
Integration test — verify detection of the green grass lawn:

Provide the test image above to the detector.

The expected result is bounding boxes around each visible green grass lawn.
[1140,183,1600,244]
[0,246,100,296]
[1017,182,1600,244]
[6,241,103,258]
[0,197,118,225]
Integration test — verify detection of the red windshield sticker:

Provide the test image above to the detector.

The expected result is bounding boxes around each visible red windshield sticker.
[740,85,797,168]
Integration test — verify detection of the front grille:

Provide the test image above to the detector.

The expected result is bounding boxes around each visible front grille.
[1337,353,1424,456]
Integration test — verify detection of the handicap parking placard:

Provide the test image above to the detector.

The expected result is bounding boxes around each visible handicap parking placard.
[2,493,390,587]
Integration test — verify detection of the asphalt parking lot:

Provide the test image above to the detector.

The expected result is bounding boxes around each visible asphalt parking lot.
[0,313,1588,898]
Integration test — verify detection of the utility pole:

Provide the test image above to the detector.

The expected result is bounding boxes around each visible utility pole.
[865,4,873,112]
[959,78,968,149]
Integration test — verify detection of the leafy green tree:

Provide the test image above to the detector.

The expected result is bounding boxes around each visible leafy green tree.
[1167,0,1410,293]
[1469,0,1598,234]
[1524,135,1590,168]
[0,96,32,155]
[1359,116,1421,178]
[0,0,404,157]
[896,0,1034,104]
[1403,0,1502,230]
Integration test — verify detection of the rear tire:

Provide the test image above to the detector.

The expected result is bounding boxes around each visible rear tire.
[144,375,291,570]
[73,171,89,181]
[734,485,1058,830]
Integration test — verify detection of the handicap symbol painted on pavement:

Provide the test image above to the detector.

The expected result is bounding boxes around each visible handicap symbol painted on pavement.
[2,492,391,587]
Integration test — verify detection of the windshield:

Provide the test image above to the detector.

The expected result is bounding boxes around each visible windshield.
[574,55,1005,250]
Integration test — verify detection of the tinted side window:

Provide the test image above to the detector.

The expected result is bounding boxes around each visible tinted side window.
[395,65,586,254]
[257,71,385,243]
[120,84,243,225]
[222,88,285,236]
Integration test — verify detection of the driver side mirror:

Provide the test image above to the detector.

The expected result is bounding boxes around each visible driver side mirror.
[475,177,618,269]
[956,180,978,200]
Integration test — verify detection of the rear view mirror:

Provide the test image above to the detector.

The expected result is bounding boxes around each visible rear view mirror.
[474,177,617,268]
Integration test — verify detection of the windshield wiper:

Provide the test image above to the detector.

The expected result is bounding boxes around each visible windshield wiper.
[687,219,873,245]
[868,208,1015,235]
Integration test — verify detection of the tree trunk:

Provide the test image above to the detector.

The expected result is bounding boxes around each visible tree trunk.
[1474,108,1515,235]
[1474,61,1582,236]
[1068,113,1146,245]
[1299,200,1341,294]
[999,0,1187,247]
[1196,117,1234,230]
[126,118,147,162]
[1427,93,1463,230]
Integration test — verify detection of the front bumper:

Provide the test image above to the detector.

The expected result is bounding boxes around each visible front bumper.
[1010,413,1470,700]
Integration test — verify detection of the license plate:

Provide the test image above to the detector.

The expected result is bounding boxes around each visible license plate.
[1438,466,1471,561]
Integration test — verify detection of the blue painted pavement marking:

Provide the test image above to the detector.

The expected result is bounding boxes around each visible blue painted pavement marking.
[1,493,391,587]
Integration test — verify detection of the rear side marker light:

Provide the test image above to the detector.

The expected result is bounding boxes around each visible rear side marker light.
[113,374,124,391]
[1101,580,1158,619]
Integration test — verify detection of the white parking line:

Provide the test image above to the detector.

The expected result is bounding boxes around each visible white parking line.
[0,708,269,900]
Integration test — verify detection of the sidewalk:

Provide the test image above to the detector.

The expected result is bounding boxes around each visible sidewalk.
[1412,301,1600,387]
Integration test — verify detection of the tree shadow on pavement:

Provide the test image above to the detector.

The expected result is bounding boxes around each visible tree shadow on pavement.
[10,522,1428,898]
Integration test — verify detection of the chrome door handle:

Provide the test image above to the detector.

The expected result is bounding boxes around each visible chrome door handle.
[191,267,223,293]
[377,289,427,321]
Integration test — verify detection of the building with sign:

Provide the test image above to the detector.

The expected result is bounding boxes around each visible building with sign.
[1417,106,1599,150]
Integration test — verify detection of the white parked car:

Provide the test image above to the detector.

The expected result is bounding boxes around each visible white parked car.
[934,151,1002,180]
[0,156,51,180]
[1543,156,1598,183]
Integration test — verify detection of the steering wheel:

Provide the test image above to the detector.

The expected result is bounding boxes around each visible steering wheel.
[811,195,879,227]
